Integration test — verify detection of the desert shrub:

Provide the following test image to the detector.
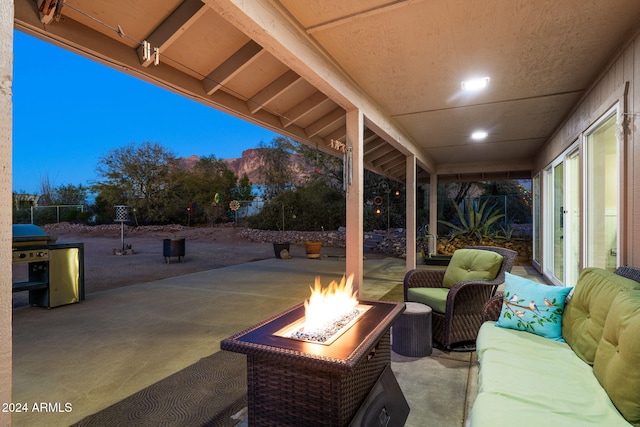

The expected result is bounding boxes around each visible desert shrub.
[247,181,345,231]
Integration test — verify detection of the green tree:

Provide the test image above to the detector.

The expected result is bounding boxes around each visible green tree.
[296,143,343,190]
[248,138,350,231]
[51,184,91,222]
[53,184,89,205]
[257,136,297,198]
[92,193,118,224]
[247,180,345,231]
[93,141,178,224]
[173,155,239,224]
[233,173,254,201]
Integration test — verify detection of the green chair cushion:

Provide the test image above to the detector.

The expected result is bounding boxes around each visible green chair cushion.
[407,287,449,313]
[442,249,503,289]
[593,291,640,426]
[562,268,640,365]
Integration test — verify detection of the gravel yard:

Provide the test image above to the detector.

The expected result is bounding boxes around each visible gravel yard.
[12,223,396,308]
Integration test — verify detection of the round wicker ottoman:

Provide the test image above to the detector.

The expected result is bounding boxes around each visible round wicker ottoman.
[392,302,433,357]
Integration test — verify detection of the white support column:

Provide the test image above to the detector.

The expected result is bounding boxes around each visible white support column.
[345,109,364,294]
[429,175,438,250]
[406,154,417,271]
[0,0,13,421]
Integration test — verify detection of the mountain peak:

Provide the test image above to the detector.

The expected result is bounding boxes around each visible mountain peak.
[180,150,307,185]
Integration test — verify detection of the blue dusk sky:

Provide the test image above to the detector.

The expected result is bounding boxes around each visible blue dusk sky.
[12,31,282,195]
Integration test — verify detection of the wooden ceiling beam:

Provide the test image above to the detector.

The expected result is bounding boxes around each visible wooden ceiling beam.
[137,0,208,67]
[306,0,421,34]
[203,40,263,95]
[386,161,407,176]
[372,151,403,168]
[248,69,301,114]
[280,91,331,128]
[363,129,378,144]
[366,143,396,162]
[304,107,344,138]
[324,126,346,143]
[363,138,387,157]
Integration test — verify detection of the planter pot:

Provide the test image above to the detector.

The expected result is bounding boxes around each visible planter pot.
[273,242,291,259]
[304,241,323,259]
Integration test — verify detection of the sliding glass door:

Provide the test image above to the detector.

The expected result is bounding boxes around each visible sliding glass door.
[553,162,564,282]
[532,174,541,268]
[565,150,580,286]
[538,107,620,284]
[585,114,618,270]
[543,146,580,286]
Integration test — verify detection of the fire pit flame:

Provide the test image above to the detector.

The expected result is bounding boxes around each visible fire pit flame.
[304,275,358,331]
[276,274,370,344]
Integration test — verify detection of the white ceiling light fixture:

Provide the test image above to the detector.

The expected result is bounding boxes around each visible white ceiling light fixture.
[471,130,488,140]
[461,77,490,91]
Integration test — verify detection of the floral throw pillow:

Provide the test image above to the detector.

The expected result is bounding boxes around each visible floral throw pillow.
[495,273,573,341]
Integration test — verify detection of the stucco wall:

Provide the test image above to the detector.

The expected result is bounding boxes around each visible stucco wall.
[533,31,639,267]
[0,0,13,424]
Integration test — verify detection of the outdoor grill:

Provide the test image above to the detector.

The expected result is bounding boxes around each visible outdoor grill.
[12,224,85,308]
[221,299,409,427]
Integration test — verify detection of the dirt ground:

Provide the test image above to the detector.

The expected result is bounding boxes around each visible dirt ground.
[12,224,364,308]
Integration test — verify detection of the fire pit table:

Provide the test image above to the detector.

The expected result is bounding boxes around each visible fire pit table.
[221,299,408,427]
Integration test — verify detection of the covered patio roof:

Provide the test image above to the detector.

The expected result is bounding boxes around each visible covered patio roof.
[15,0,640,183]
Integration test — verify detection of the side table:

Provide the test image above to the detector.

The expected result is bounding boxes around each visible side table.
[392,302,432,357]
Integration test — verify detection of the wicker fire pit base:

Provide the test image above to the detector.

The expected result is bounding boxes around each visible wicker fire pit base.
[221,300,406,426]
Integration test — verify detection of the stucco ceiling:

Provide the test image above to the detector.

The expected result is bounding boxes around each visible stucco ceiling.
[14,0,640,182]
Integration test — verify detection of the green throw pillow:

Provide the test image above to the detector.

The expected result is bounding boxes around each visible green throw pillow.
[442,249,503,289]
[495,273,572,341]
[593,291,640,426]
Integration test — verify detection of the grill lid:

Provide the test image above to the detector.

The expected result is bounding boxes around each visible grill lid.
[12,224,54,246]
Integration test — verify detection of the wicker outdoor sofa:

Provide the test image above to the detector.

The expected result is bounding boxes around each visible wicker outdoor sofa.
[471,266,640,426]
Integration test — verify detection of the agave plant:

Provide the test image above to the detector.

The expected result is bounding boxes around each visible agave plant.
[494,224,519,241]
[438,198,505,242]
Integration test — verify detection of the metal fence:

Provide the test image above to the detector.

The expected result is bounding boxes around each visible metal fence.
[469,195,532,224]
[13,205,86,225]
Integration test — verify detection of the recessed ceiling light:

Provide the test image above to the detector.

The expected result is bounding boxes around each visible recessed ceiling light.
[471,131,488,140]
[461,77,490,91]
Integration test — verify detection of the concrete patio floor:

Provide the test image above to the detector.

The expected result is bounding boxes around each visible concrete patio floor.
[11,256,541,426]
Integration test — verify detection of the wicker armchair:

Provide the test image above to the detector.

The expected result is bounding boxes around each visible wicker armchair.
[403,246,517,350]
[482,293,505,323]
